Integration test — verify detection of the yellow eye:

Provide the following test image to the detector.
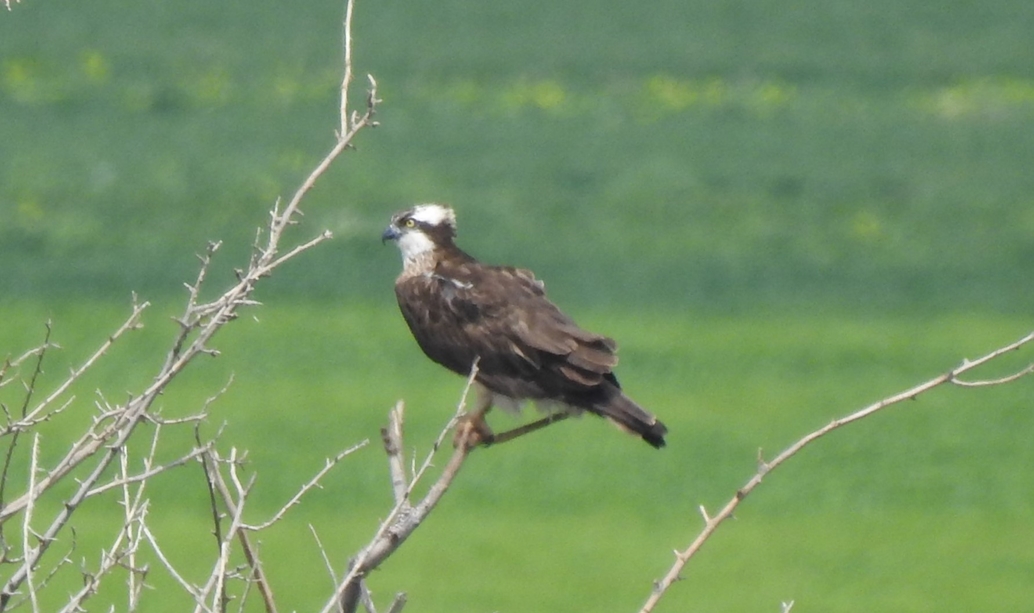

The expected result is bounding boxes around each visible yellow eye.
[403,218,416,228]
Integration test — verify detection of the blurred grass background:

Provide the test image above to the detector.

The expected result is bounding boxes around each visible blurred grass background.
[1,0,1032,611]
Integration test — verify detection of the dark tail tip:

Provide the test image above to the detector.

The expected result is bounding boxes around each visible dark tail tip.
[593,390,669,449]
[642,420,668,449]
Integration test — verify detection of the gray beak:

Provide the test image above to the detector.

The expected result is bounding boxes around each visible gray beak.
[381,224,401,244]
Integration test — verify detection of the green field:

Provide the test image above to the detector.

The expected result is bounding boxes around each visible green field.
[0,304,1030,611]
[1,0,1033,611]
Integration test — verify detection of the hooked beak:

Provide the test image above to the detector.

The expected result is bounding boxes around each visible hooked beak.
[381,224,401,244]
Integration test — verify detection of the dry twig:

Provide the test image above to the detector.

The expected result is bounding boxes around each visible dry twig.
[326,362,480,613]
[639,330,1034,612]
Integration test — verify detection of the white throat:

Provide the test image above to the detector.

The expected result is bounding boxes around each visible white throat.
[397,231,437,270]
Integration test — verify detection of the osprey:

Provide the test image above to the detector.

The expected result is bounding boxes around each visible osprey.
[382,203,668,449]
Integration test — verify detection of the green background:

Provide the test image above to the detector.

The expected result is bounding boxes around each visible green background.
[1,0,1032,611]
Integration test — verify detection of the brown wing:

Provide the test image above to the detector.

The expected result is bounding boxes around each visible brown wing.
[395,255,668,448]
[395,257,617,399]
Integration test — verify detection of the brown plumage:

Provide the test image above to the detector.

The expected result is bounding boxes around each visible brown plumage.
[382,203,667,448]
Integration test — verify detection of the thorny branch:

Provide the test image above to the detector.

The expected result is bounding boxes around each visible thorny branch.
[0,0,377,609]
[55,434,156,613]
[326,362,481,613]
[0,323,53,543]
[638,330,1034,613]
[190,440,367,613]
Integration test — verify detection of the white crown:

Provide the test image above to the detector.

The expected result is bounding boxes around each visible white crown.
[409,203,456,228]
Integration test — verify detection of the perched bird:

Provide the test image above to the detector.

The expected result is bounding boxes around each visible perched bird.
[382,203,667,449]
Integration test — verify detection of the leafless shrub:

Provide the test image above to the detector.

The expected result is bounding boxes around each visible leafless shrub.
[0,2,380,610]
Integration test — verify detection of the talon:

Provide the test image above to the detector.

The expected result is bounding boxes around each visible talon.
[453,412,494,450]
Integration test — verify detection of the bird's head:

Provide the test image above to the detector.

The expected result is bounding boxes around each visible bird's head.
[382,203,458,263]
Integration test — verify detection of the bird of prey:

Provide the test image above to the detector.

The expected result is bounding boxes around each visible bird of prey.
[382,203,667,449]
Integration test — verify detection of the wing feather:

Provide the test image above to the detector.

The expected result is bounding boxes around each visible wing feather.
[518,322,579,356]
[395,259,624,394]
[566,344,618,372]
[558,364,603,386]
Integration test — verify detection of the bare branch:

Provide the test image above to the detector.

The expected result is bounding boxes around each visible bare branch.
[340,0,356,136]
[22,434,40,613]
[382,402,408,505]
[0,304,149,526]
[198,438,365,613]
[951,362,1034,387]
[85,444,212,499]
[141,525,201,602]
[309,524,339,593]
[194,462,255,613]
[197,437,228,610]
[57,485,150,613]
[3,536,75,611]
[405,361,479,494]
[14,321,51,419]
[245,440,368,532]
[0,326,54,538]
[266,230,334,270]
[329,361,480,613]
[122,435,144,612]
[385,593,407,613]
[26,304,147,428]
[639,330,1034,612]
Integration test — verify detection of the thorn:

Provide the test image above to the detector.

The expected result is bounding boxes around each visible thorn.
[757,447,770,473]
